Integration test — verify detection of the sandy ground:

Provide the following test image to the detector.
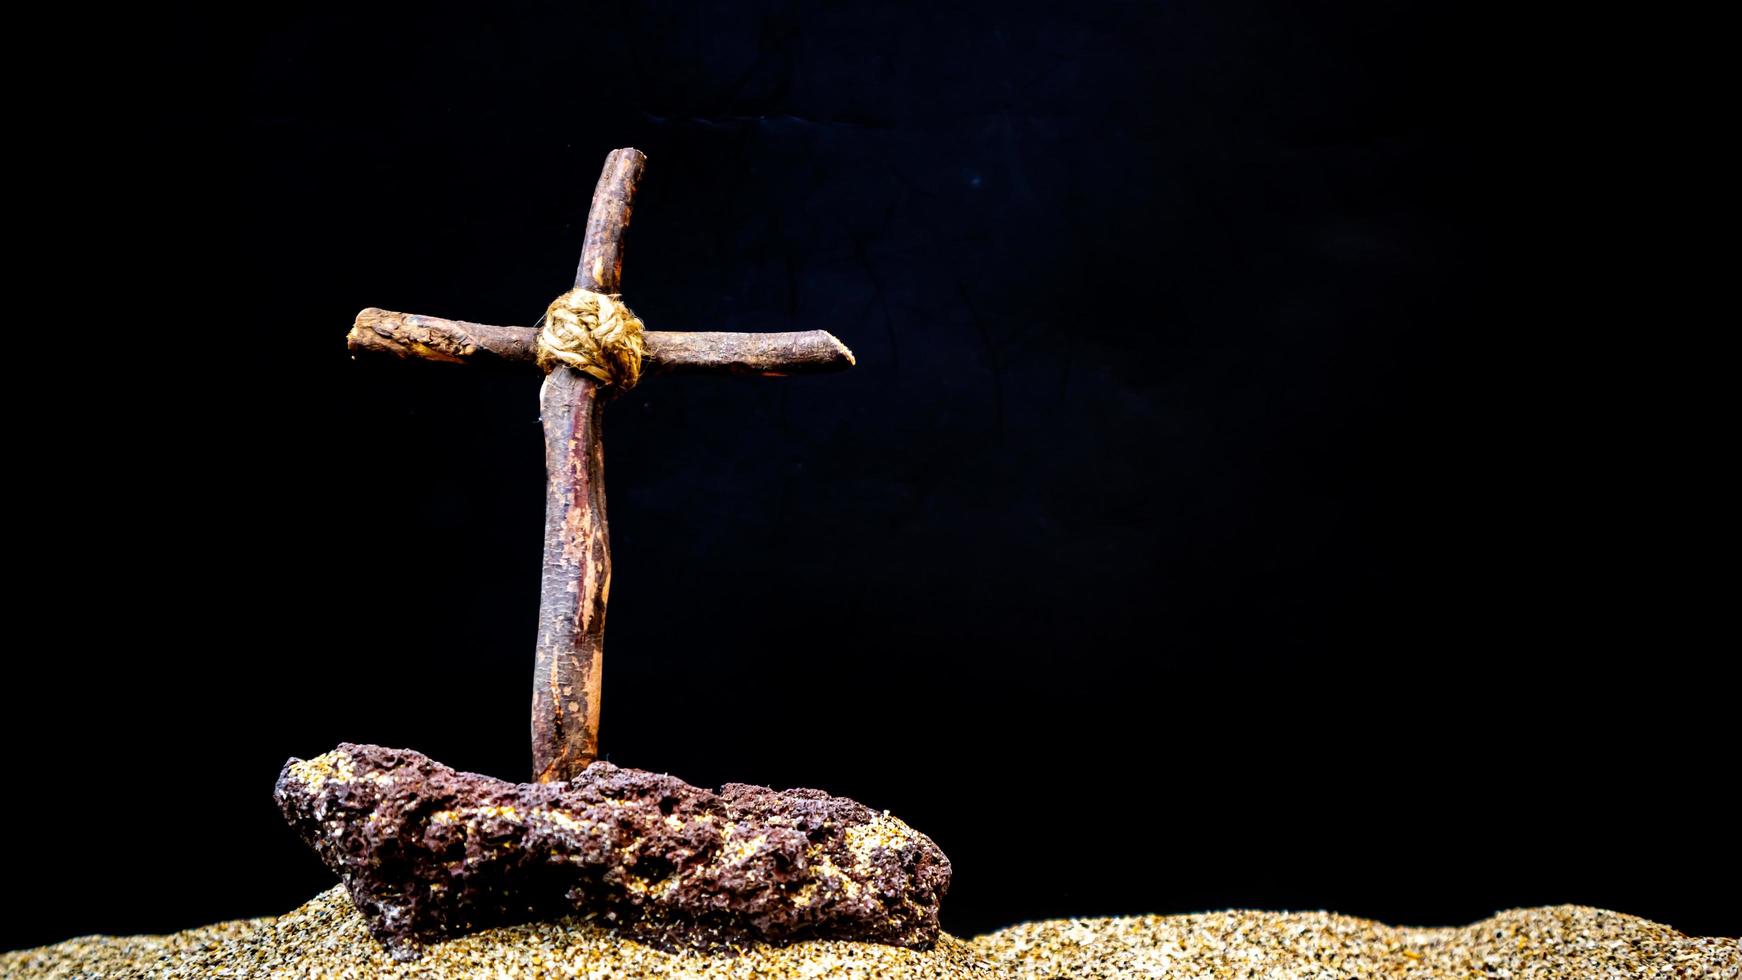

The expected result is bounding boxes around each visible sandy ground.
[4,886,1735,979]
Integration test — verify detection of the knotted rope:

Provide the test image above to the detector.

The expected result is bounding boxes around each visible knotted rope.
[535,288,646,389]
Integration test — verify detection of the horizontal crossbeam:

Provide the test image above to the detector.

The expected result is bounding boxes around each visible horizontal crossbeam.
[348,309,855,377]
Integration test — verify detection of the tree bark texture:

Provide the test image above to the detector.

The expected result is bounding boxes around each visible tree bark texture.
[347,309,537,366]
[531,148,646,784]
[531,370,610,782]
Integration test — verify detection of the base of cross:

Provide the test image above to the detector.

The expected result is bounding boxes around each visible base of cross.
[275,744,951,960]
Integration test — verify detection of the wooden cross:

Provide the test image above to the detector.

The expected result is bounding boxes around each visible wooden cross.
[346,148,853,783]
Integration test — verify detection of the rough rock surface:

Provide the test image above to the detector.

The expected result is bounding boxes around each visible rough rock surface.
[6,888,1735,979]
[272,743,951,959]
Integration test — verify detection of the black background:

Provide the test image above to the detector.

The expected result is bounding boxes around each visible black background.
[6,0,1732,954]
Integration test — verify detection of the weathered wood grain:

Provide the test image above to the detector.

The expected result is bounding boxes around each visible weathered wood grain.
[531,148,646,783]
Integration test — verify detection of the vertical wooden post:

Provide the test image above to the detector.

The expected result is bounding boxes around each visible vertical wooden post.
[531,148,647,782]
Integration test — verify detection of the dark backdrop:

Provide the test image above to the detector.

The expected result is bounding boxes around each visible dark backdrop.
[7,0,1732,953]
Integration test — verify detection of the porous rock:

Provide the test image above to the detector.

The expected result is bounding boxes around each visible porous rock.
[272,743,950,959]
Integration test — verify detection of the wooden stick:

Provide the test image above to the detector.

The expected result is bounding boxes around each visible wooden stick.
[644,331,856,376]
[348,310,539,366]
[348,310,854,376]
[530,148,646,783]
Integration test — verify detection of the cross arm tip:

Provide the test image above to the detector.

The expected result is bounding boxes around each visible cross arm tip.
[827,332,857,368]
[346,308,537,366]
[644,329,856,377]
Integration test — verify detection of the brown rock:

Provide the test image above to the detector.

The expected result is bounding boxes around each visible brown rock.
[272,743,951,959]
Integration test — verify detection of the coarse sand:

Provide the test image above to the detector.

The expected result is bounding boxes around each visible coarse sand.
[4,886,1735,979]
